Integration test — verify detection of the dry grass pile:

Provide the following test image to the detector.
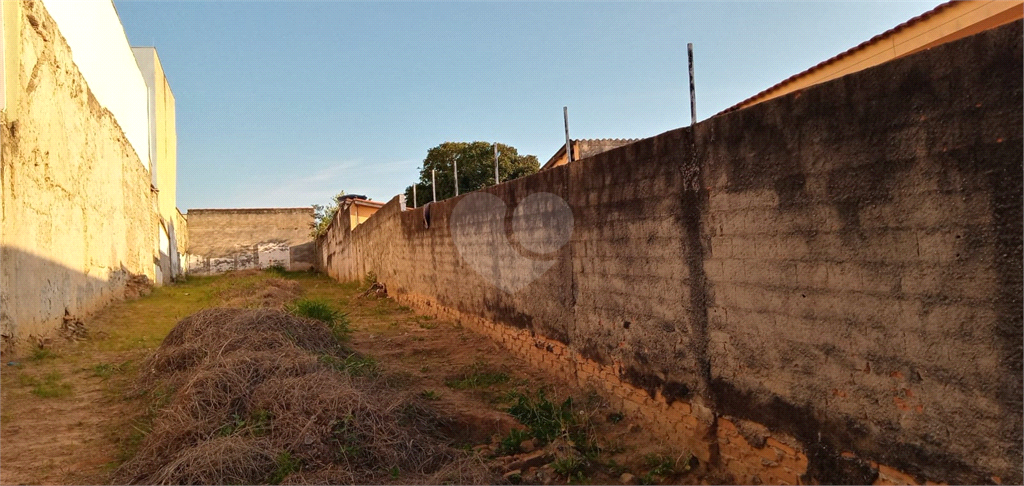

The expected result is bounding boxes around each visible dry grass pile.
[116,308,500,485]
[218,277,303,308]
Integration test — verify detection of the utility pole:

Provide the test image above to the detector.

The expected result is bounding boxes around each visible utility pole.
[688,43,697,126]
[494,143,500,185]
[431,170,437,202]
[453,155,459,196]
[563,106,573,163]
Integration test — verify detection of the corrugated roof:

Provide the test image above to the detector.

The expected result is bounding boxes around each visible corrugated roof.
[717,1,960,116]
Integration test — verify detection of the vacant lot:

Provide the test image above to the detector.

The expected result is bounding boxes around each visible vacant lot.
[0,270,711,485]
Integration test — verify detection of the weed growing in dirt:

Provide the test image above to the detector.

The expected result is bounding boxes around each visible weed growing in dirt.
[640,452,691,484]
[505,390,577,444]
[28,348,58,361]
[495,428,531,456]
[420,390,441,401]
[445,362,510,390]
[552,456,587,480]
[268,451,301,484]
[91,362,129,380]
[23,371,73,398]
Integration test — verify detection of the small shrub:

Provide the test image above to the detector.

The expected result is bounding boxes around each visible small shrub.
[265,263,287,275]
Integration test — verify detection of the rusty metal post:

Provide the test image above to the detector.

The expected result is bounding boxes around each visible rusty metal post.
[494,143,500,185]
[431,169,437,202]
[563,106,573,163]
[688,43,697,126]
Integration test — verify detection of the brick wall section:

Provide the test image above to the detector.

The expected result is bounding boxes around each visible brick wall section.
[318,23,1023,485]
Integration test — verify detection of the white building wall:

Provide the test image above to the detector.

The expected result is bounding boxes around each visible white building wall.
[40,0,150,172]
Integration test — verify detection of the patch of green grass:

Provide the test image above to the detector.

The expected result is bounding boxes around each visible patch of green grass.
[28,348,58,361]
[268,451,301,485]
[286,298,350,342]
[91,361,130,380]
[420,390,441,401]
[418,321,438,330]
[388,466,401,480]
[319,353,380,377]
[445,362,510,390]
[495,428,531,456]
[363,271,377,288]
[505,389,577,445]
[24,371,73,398]
[287,298,341,323]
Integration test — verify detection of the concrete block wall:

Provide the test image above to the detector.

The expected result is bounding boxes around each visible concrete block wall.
[186,208,315,275]
[1,0,158,344]
[318,22,1022,485]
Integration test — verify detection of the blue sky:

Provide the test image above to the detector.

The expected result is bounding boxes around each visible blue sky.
[113,1,945,210]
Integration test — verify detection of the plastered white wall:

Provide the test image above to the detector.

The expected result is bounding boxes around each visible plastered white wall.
[40,0,150,172]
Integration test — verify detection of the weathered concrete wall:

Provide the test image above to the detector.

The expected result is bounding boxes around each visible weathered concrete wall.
[318,22,1022,485]
[132,46,181,284]
[38,0,151,172]
[1,0,158,344]
[186,208,315,275]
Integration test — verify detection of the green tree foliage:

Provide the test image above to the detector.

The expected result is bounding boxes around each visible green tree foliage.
[404,142,539,207]
[311,190,345,238]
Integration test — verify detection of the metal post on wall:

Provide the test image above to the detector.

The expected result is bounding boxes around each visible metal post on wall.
[563,106,573,163]
[453,155,459,196]
[432,170,437,202]
[688,43,697,126]
[494,143,500,185]
[412,184,417,208]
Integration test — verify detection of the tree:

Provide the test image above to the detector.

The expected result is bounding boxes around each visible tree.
[311,190,345,238]
[404,142,539,207]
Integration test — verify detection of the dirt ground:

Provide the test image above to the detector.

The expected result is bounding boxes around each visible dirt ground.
[0,270,709,485]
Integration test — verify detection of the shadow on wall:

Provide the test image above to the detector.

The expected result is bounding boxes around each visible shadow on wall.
[0,246,147,353]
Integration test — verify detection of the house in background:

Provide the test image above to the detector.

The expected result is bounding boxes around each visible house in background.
[540,138,639,171]
[132,46,186,284]
[718,0,1024,115]
[338,195,386,230]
